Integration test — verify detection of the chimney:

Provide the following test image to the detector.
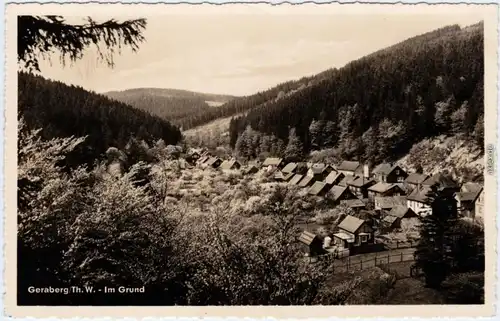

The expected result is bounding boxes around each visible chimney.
[363,164,370,179]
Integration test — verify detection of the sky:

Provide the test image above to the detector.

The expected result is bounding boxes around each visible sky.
[36,9,485,96]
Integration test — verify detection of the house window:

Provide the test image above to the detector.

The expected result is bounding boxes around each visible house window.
[360,235,368,243]
[398,176,404,182]
[396,170,400,175]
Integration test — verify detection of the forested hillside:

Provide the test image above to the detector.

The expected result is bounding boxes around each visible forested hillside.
[228,23,484,164]
[18,72,182,166]
[105,88,237,129]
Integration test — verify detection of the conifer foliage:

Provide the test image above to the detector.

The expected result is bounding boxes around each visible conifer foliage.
[414,183,459,288]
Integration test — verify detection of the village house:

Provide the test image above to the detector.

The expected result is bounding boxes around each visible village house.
[281,162,298,174]
[347,176,376,198]
[374,195,407,212]
[324,171,345,186]
[262,157,284,171]
[338,174,354,187]
[308,181,330,197]
[337,160,362,176]
[404,173,429,193]
[421,173,460,193]
[333,215,374,251]
[455,182,484,219]
[306,163,335,181]
[372,163,408,183]
[298,175,316,188]
[406,186,433,216]
[298,231,325,257]
[382,205,418,229]
[368,182,405,199]
[219,159,241,171]
[205,156,223,169]
[289,174,304,186]
[196,155,210,166]
[327,185,357,205]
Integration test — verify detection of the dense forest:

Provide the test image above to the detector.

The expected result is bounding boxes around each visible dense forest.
[105,88,237,129]
[18,72,182,166]
[228,23,484,164]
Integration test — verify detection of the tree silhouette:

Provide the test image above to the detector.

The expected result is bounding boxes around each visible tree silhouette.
[18,15,146,72]
[414,182,458,288]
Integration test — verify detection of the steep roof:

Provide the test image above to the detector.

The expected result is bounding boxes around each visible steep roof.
[382,215,399,225]
[406,186,433,203]
[329,185,349,202]
[220,159,240,170]
[297,231,318,246]
[461,182,483,193]
[324,171,344,185]
[372,163,393,175]
[388,205,416,219]
[197,156,209,164]
[338,215,365,234]
[262,157,283,167]
[405,173,429,185]
[347,176,376,188]
[309,163,330,175]
[289,174,304,185]
[422,173,459,189]
[308,181,328,195]
[243,165,259,174]
[457,191,481,202]
[282,162,297,173]
[298,175,315,187]
[368,182,401,193]
[337,161,361,172]
[375,196,407,209]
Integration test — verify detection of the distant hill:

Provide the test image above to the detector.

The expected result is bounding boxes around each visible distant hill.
[227,22,484,164]
[104,88,237,129]
[18,73,182,167]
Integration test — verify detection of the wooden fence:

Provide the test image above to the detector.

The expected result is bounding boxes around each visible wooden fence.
[331,248,415,273]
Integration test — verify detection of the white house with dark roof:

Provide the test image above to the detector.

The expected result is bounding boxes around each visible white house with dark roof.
[406,186,433,216]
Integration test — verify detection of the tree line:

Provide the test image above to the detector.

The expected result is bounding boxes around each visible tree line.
[18,72,182,167]
[229,23,484,164]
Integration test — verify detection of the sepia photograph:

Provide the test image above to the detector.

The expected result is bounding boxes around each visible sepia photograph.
[3,2,498,318]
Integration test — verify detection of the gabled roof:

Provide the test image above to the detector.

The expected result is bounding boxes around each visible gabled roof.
[406,186,433,203]
[405,173,429,185]
[282,162,297,173]
[243,165,259,174]
[308,181,329,195]
[275,171,294,181]
[337,161,361,172]
[282,172,295,181]
[338,215,365,234]
[289,174,304,185]
[324,171,344,185]
[309,163,334,175]
[347,176,376,188]
[297,231,319,246]
[262,157,283,167]
[461,182,483,193]
[422,173,459,189]
[382,215,399,225]
[220,159,240,170]
[375,196,407,209]
[368,182,401,193]
[340,198,366,208]
[373,163,406,176]
[457,191,482,202]
[388,205,416,219]
[298,175,315,187]
[329,185,350,202]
